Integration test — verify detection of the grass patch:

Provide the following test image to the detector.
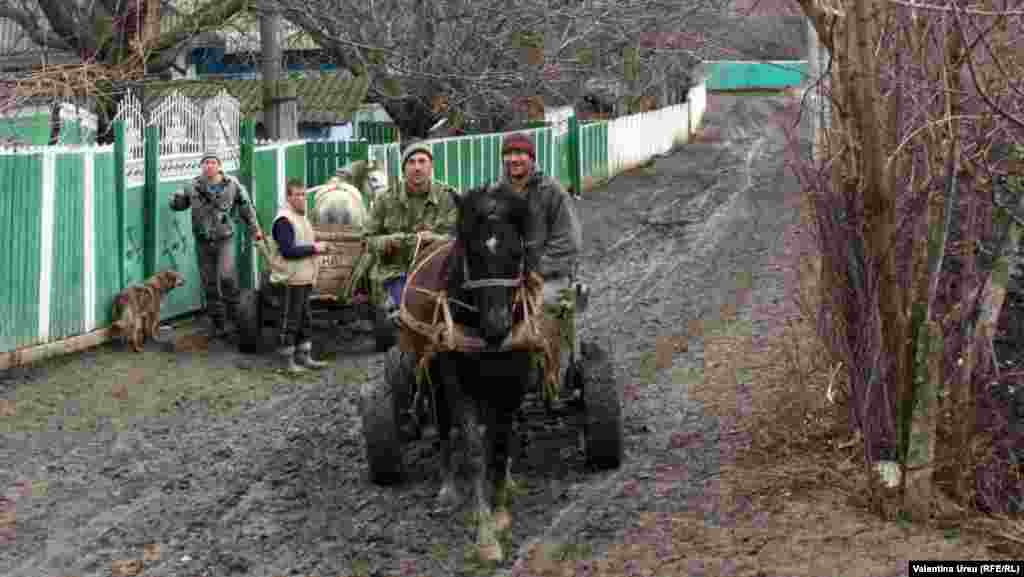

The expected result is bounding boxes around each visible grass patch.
[2,345,365,433]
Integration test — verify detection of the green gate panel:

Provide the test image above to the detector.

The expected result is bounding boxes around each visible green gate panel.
[0,153,42,351]
[49,153,85,340]
[253,148,279,229]
[155,179,204,320]
[122,184,146,288]
[93,151,120,327]
[252,148,279,282]
[286,143,306,184]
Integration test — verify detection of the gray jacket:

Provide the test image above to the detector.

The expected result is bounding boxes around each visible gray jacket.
[501,170,582,278]
[170,173,259,242]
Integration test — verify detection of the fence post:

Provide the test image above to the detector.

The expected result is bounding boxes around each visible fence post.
[239,118,255,195]
[567,115,582,195]
[113,120,126,291]
[238,118,256,291]
[143,125,159,279]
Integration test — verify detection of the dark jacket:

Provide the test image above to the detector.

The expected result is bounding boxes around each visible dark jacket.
[272,218,317,260]
[170,172,259,242]
[501,169,582,278]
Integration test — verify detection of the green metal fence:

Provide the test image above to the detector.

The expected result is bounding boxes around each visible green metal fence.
[357,121,398,144]
[306,140,370,188]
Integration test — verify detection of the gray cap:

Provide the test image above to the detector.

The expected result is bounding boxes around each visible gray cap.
[401,140,433,168]
[200,149,221,163]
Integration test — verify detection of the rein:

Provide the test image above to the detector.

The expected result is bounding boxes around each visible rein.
[395,231,555,393]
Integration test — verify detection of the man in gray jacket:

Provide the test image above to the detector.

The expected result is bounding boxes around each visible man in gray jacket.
[499,133,582,304]
[499,132,584,398]
[170,149,262,339]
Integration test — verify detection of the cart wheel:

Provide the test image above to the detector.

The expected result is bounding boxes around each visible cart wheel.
[373,308,399,353]
[237,288,265,354]
[360,346,414,484]
[578,340,623,469]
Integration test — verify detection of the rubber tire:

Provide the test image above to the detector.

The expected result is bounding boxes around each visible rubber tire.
[578,340,624,469]
[373,308,399,353]
[385,346,420,442]
[236,288,264,354]
[360,346,412,484]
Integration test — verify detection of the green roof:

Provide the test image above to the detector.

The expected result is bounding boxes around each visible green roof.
[141,73,370,124]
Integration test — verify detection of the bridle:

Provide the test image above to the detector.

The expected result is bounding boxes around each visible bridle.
[452,238,538,316]
[459,237,538,291]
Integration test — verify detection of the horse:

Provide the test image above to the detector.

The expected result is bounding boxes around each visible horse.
[308,159,390,227]
[427,182,537,562]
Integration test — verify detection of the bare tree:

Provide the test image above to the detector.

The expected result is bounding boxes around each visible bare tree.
[277,0,732,138]
[792,0,1024,517]
[0,0,250,140]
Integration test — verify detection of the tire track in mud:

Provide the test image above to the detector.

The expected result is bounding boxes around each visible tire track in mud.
[499,95,799,572]
[1,94,800,577]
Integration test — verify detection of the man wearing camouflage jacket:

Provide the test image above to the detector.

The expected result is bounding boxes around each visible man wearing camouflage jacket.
[170,149,262,339]
[350,140,458,320]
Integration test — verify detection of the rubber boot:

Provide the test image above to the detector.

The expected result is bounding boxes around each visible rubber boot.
[295,341,328,369]
[278,345,308,374]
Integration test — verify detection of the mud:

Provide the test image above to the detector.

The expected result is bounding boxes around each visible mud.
[1,94,806,577]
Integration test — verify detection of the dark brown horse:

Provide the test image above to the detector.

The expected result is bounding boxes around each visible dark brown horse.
[429,182,536,562]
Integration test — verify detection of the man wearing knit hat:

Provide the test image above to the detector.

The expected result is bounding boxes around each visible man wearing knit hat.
[500,132,583,399]
[349,138,459,347]
[170,149,263,340]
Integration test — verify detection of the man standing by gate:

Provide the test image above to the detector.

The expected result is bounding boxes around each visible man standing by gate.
[170,149,262,339]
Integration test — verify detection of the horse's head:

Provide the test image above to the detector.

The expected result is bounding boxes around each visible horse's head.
[453,183,533,347]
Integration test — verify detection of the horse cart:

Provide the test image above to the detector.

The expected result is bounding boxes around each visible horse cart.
[359,238,624,484]
[235,224,398,354]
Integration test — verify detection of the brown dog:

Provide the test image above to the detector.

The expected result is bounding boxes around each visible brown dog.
[111,270,185,352]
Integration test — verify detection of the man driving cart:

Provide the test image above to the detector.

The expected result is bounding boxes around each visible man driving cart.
[349,140,459,347]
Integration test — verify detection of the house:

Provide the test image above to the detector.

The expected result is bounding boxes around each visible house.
[139,72,371,141]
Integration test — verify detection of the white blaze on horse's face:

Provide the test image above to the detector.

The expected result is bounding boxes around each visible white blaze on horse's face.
[486,235,498,255]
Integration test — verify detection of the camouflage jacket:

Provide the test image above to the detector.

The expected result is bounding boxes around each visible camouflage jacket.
[169,173,260,243]
[500,169,582,278]
[363,179,459,279]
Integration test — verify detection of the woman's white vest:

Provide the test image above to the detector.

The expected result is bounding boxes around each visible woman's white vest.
[266,206,320,286]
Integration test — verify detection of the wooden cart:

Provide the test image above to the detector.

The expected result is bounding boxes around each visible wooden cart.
[236,224,398,353]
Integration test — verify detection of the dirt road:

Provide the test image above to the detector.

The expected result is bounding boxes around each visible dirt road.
[0,93,802,577]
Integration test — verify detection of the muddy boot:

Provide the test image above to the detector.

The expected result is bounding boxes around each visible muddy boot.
[295,341,328,369]
[278,345,308,374]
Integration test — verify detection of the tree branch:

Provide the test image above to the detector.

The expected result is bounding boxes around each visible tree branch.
[0,3,74,52]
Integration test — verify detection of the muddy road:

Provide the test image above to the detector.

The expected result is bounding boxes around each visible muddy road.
[1,93,803,577]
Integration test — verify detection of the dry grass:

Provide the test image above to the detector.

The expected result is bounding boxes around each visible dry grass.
[519,212,1019,576]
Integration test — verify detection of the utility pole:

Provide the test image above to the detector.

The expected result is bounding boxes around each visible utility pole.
[260,1,298,140]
